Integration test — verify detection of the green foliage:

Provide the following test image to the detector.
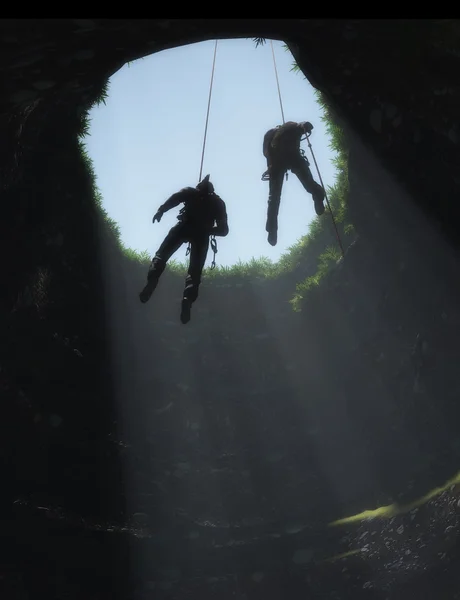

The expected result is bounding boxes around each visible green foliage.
[290,246,342,311]
[123,247,151,263]
[253,37,267,47]
[203,256,278,281]
[76,81,110,139]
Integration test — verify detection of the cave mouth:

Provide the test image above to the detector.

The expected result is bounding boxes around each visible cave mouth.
[83,38,341,273]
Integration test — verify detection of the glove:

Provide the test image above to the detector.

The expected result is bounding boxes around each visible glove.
[301,121,314,134]
[152,210,163,223]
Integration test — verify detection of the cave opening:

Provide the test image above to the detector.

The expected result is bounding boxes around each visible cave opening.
[84,38,345,271]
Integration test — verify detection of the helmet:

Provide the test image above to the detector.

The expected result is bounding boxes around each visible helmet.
[300,121,313,134]
[196,174,214,194]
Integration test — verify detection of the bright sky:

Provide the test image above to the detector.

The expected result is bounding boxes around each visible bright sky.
[84,39,338,268]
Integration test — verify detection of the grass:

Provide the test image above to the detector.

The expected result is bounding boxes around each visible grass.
[290,245,343,311]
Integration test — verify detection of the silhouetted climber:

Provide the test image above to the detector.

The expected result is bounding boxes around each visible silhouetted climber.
[262,120,325,246]
[139,175,229,324]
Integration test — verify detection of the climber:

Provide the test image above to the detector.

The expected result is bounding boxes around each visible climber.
[262,120,326,246]
[139,175,229,324]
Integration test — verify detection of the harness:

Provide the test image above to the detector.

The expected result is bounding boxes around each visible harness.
[261,146,310,182]
[183,191,219,270]
[261,126,310,182]
[185,234,218,270]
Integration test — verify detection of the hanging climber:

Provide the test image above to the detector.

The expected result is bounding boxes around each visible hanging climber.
[139,175,229,324]
[262,120,326,246]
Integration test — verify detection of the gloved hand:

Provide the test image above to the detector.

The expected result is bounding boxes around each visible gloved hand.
[152,210,163,223]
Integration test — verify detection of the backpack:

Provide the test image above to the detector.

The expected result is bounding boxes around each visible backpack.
[263,127,280,158]
[267,122,303,156]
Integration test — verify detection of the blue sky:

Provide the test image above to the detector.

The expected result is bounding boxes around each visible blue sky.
[84,39,338,268]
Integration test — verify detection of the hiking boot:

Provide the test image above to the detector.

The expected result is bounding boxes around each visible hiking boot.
[267,230,278,246]
[314,199,325,216]
[139,279,158,304]
[313,186,326,216]
[180,296,192,324]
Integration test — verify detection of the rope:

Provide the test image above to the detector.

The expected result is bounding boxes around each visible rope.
[193,40,219,269]
[270,40,285,124]
[198,40,218,182]
[304,134,345,258]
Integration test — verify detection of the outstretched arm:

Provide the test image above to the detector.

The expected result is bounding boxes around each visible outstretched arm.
[211,198,229,237]
[159,191,185,213]
[153,187,195,222]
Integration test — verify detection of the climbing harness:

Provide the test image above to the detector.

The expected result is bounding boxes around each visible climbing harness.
[186,40,219,268]
[184,235,218,270]
[263,40,345,258]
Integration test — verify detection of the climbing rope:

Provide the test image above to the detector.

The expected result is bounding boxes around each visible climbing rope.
[267,41,288,182]
[187,40,219,267]
[269,40,345,258]
[198,39,218,181]
[270,40,286,125]
[303,134,345,258]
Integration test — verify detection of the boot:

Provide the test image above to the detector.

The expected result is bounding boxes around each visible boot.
[139,277,158,304]
[314,199,325,216]
[267,230,278,246]
[180,296,192,324]
[313,187,325,216]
